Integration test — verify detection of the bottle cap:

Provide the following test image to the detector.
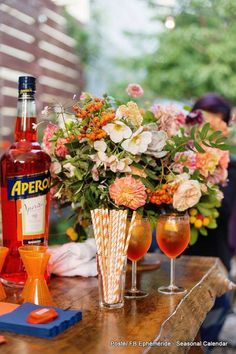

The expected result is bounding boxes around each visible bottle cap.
[18,76,36,96]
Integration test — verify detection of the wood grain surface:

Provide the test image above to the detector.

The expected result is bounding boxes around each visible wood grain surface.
[2,255,235,354]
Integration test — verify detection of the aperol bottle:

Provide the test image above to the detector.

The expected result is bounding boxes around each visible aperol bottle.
[0,76,51,287]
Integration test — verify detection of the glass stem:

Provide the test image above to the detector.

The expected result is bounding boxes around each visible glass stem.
[170,258,175,289]
[131,260,137,292]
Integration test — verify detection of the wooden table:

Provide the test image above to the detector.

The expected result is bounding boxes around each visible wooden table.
[2,255,235,354]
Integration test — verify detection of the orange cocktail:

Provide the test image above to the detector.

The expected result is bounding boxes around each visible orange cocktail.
[156,214,190,295]
[127,218,152,261]
[125,217,152,299]
[156,216,190,258]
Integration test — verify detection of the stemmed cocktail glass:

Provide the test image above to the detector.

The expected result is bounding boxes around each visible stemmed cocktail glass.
[156,214,190,295]
[125,217,152,299]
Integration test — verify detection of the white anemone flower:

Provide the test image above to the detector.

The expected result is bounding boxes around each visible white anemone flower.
[102,120,132,143]
[121,127,152,155]
[90,151,109,170]
[93,139,107,152]
[63,162,76,178]
[107,156,132,173]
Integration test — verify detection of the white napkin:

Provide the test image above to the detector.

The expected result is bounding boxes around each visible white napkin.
[48,238,97,277]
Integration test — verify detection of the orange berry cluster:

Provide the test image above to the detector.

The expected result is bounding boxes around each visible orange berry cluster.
[78,110,115,141]
[148,184,178,205]
[73,98,104,118]
[73,98,115,141]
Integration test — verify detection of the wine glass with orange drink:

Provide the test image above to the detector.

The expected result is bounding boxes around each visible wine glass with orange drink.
[125,216,152,299]
[156,213,190,295]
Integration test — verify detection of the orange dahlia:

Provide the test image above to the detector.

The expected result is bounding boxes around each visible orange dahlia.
[109,175,147,210]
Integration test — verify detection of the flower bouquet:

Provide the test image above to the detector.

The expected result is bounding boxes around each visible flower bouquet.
[42,85,229,245]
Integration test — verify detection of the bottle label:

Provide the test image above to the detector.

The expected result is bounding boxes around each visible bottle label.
[7,171,50,200]
[7,172,50,244]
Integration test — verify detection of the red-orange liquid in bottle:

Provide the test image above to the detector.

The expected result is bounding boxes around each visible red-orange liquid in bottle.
[0,76,51,287]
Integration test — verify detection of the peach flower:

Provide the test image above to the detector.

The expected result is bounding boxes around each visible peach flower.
[204,113,229,136]
[196,149,219,177]
[173,180,201,211]
[116,101,143,127]
[109,175,147,210]
[217,149,229,169]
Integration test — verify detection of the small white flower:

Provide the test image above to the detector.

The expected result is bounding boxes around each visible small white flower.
[53,104,63,114]
[90,151,109,170]
[41,106,49,116]
[107,156,132,173]
[50,161,62,177]
[32,123,38,131]
[54,190,62,199]
[118,157,132,172]
[102,120,132,143]
[63,162,76,178]
[94,140,107,152]
[121,127,152,155]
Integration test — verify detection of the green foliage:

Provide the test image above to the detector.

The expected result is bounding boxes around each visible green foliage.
[165,122,227,158]
[64,10,101,66]
[118,0,236,103]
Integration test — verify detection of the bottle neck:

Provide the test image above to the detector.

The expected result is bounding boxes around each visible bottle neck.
[15,94,37,142]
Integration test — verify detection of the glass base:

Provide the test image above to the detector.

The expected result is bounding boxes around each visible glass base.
[99,301,124,309]
[124,289,149,299]
[158,285,187,295]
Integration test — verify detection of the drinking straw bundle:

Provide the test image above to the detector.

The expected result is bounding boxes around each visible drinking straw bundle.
[91,209,136,304]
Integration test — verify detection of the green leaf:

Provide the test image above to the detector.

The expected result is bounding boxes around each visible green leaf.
[145,168,159,180]
[207,220,217,229]
[199,123,210,140]
[208,131,222,141]
[183,105,191,111]
[216,137,227,144]
[140,177,156,190]
[215,144,229,151]
[197,202,214,209]
[189,227,198,245]
[197,205,213,216]
[190,125,197,140]
[183,166,189,173]
[199,227,208,236]
[194,141,205,153]
[142,110,155,124]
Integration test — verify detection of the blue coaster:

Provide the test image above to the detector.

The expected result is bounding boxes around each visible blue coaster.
[0,302,82,338]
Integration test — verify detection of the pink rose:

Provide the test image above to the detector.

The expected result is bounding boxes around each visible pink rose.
[126,84,144,98]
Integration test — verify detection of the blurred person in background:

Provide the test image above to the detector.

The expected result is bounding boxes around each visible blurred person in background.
[184,93,236,349]
[184,93,236,270]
